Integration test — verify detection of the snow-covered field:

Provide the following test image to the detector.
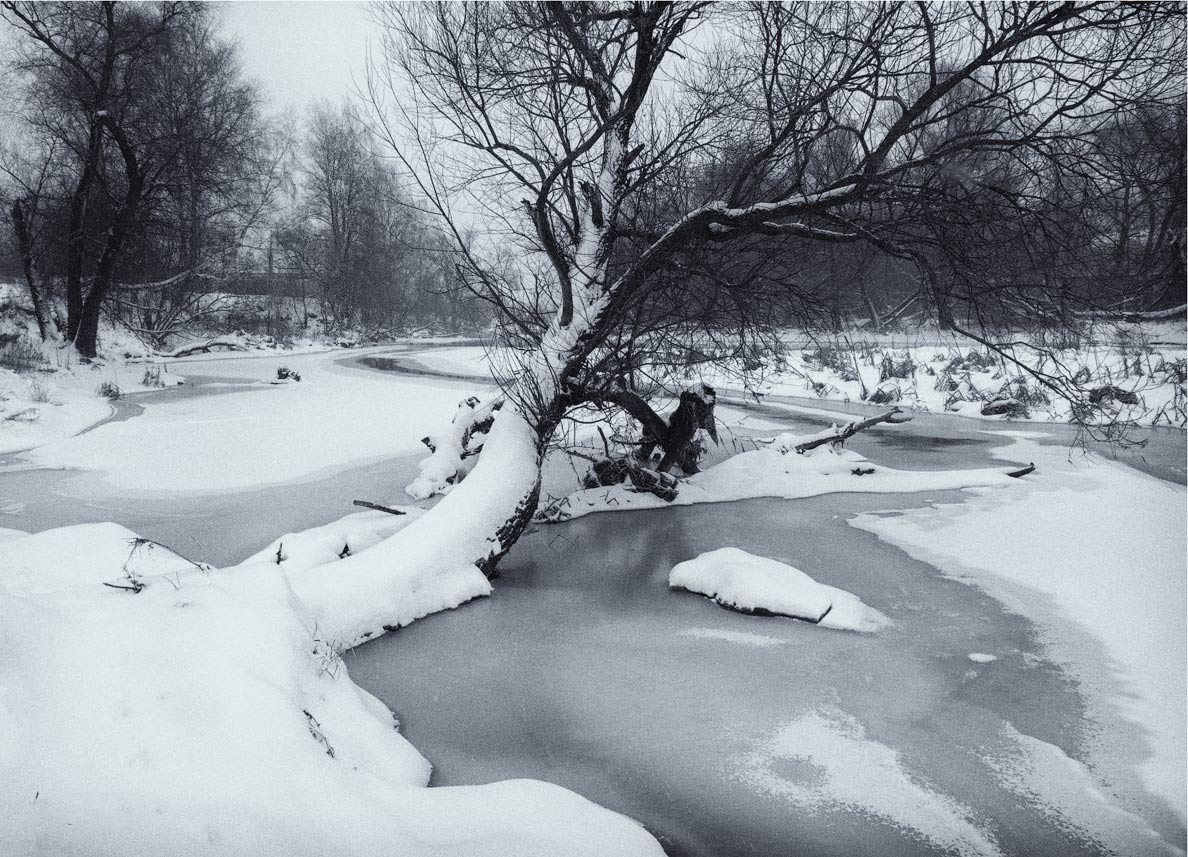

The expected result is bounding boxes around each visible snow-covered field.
[17,348,492,492]
[0,346,186,456]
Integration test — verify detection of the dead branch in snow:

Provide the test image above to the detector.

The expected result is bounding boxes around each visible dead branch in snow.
[565,448,680,502]
[351,500,407,516]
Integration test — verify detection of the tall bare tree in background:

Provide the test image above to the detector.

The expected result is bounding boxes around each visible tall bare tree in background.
[273,102,488,335]
[349,1,1183,597]
[0,1,282,355]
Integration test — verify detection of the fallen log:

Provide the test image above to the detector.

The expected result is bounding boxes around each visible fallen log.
[793,409,912,453]
[163,339,246,359]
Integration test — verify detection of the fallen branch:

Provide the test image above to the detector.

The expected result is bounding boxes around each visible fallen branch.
[162,339,247,359]
[1075,303,1185,323]
[351,500,407,516]
[102,580,144,593]
[794,409,912,453]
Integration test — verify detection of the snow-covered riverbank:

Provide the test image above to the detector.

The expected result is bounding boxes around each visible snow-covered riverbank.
[1,346,1184,856]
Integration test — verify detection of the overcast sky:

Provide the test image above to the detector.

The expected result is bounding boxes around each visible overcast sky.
[215,1,375,114]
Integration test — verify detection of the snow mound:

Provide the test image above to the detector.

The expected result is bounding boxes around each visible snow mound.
[671,547,833,622]
[0,521,664,857]
[1,522,202,594]
[670,547,888,632]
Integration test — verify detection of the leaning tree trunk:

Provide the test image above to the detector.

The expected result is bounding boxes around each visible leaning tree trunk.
[285,406,544,648]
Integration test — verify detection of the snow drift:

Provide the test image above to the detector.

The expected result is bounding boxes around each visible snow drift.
[0,522,663,857]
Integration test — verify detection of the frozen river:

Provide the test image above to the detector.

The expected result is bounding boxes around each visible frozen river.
[2,345,1184,856]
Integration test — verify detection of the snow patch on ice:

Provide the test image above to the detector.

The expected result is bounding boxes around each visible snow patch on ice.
[679,627,787,647]
[986,724,1181,856]
[731,708,1002,857]
[968,653,998,664]
[547,434,1016,521]
[817,583,893,633]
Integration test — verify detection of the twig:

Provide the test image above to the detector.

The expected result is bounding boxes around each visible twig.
[102,580,144,593]
[352,500,407,515]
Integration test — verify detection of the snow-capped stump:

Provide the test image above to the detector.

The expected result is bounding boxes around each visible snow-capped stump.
[669,547,892,632]
[670,547,834,623]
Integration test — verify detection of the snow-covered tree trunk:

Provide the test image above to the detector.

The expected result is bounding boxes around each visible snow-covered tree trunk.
[291,119,633,645]
[287,406,541,647]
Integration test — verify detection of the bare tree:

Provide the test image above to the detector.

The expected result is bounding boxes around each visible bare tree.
[232,1,1186,640]
[1,2,200,356]
[1,1,290,356]
[109,14,285,348]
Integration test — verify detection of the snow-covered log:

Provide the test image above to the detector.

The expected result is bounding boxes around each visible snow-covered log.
[162,339,247,359]
[288,406,540,648]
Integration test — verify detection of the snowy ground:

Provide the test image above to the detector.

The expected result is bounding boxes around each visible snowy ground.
[14,346,493,492]
[1,343,1184,856]
[0,347,186,456]
[0,522,662,857]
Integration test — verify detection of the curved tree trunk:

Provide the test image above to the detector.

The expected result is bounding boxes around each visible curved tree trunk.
[287,407,543,648]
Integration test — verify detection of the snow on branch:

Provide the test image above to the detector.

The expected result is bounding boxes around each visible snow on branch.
[405,395,504,500]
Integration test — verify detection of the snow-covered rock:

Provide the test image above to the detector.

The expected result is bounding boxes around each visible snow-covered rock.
[669,547,889,633]
[671,547,834,621]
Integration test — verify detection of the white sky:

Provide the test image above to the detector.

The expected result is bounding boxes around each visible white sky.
[214,1,375,114]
